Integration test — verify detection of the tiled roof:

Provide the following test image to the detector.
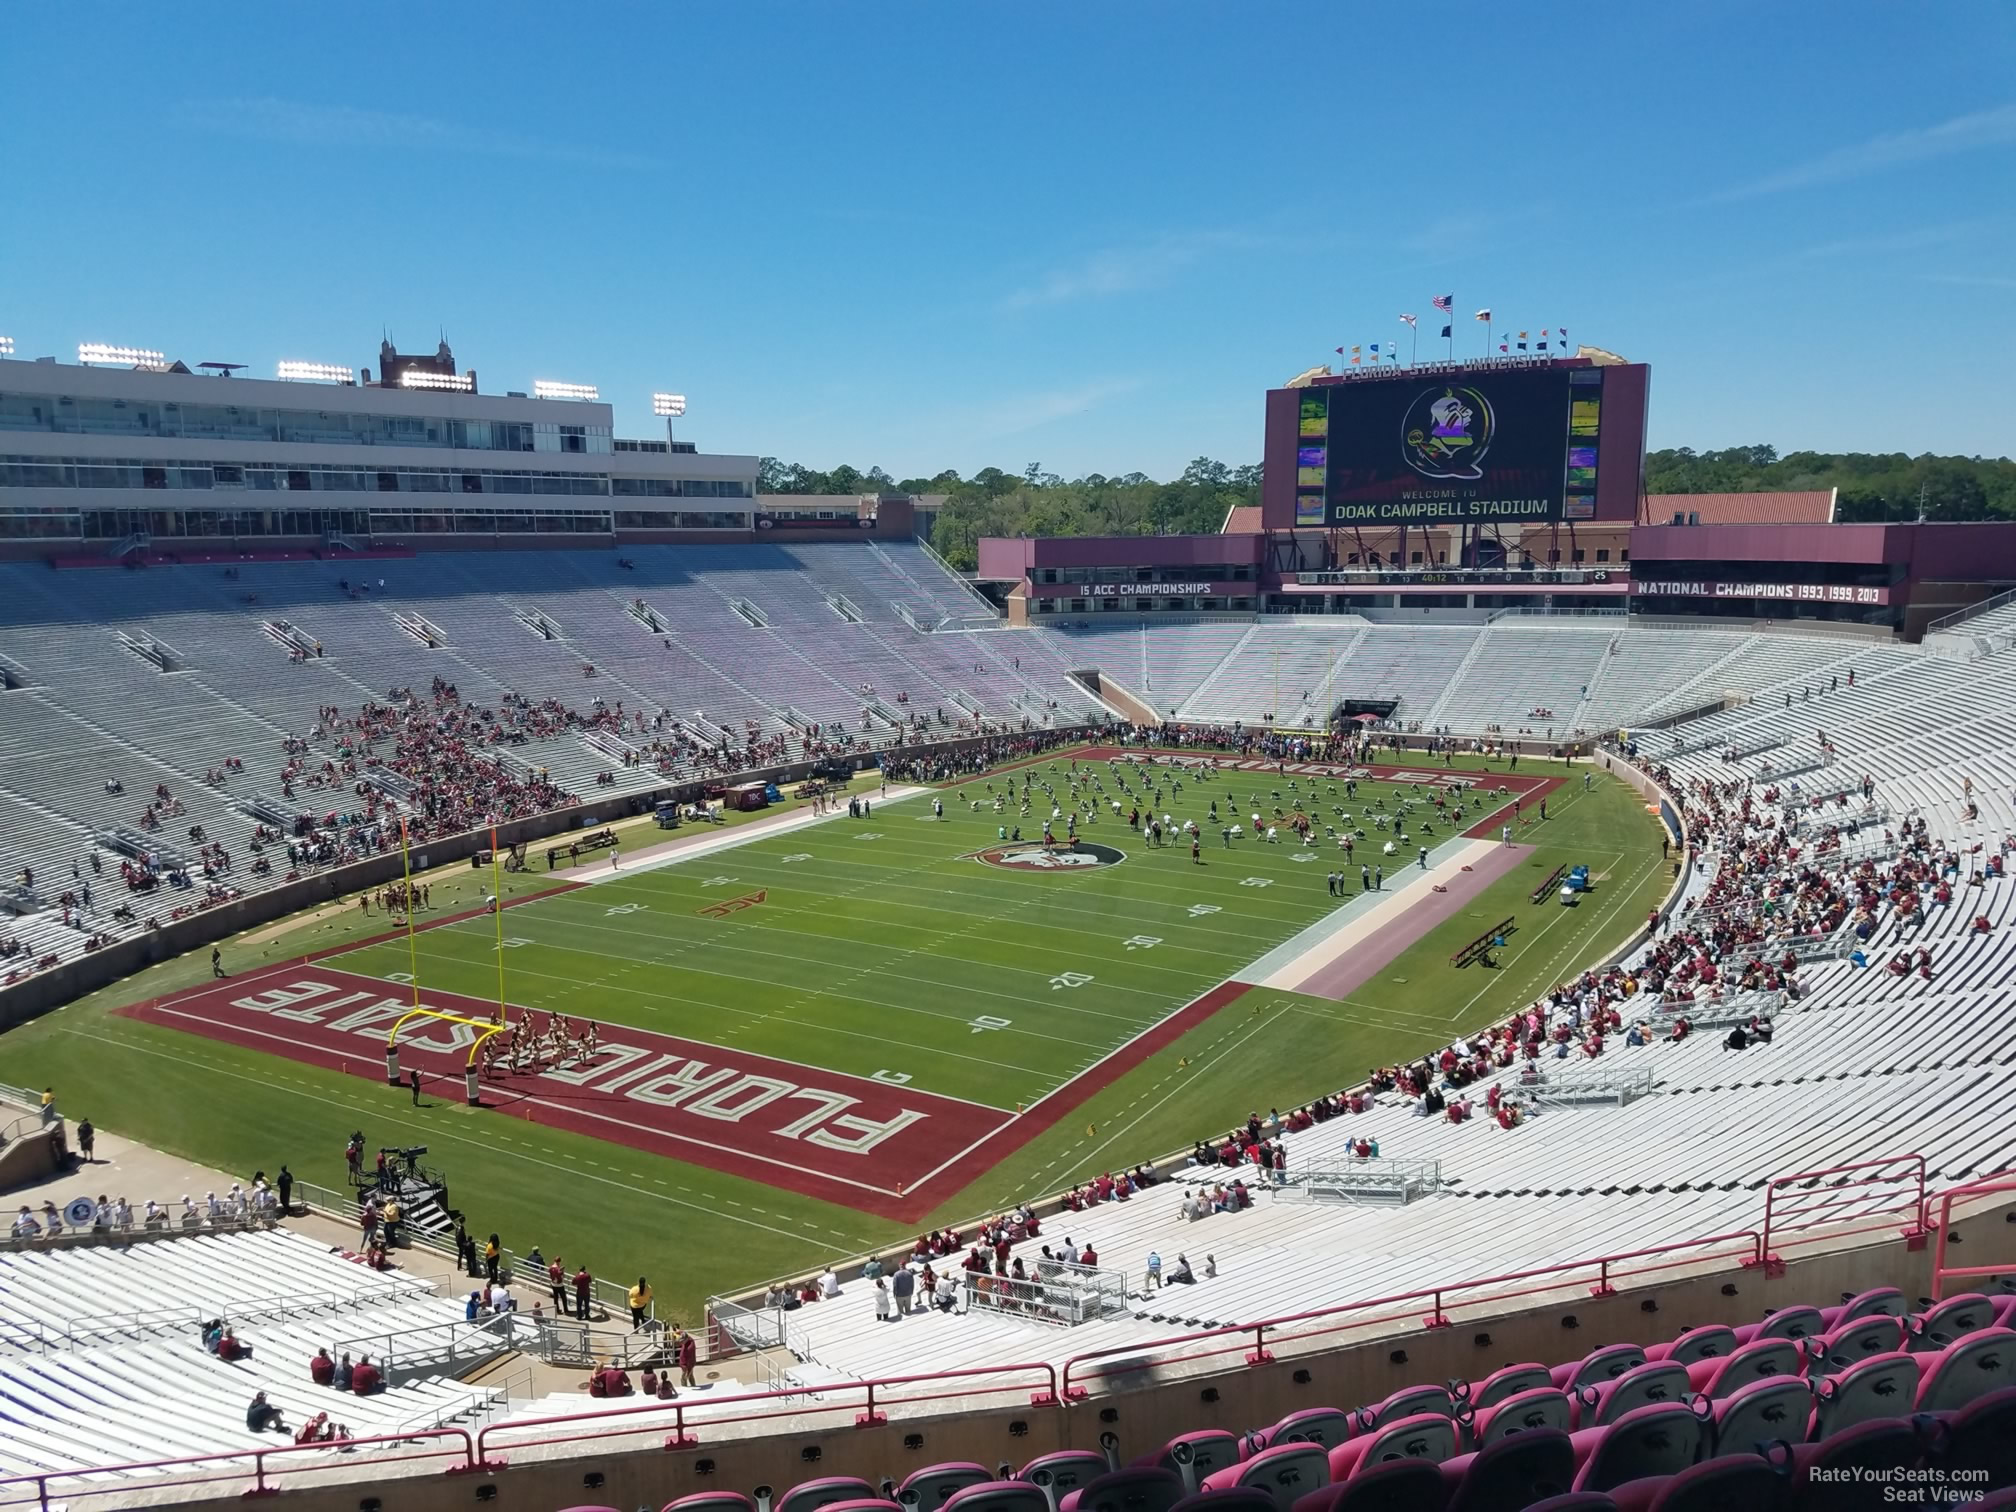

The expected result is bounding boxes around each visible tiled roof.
[1221,504,1263,534]
[1645,490,1835,525]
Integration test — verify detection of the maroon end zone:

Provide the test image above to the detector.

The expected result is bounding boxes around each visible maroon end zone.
[119,963,1256,1222]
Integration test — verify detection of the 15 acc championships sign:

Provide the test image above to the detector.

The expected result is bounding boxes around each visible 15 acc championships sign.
[1024,581,1244,599]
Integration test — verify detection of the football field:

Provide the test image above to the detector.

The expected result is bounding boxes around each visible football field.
[13,746,1671,1312]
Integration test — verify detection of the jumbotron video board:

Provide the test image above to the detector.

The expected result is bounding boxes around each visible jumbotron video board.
[1265,360,1648,529]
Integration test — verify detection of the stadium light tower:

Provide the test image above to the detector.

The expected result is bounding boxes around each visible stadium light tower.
[533,379,600,402]
[653,391,686,447]
[399,369,474,392]
[0,336,14,358]
[276,360,356,385]
[78,342,165,367]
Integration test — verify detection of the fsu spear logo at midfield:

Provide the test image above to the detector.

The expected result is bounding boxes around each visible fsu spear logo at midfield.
[970,840,1128,871]
[1403,385,1496,481]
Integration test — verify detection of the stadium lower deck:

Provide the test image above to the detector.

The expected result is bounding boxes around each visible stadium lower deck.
[6,550,2016,1510]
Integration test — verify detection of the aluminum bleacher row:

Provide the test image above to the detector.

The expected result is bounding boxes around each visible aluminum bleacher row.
[508,1291,2016,1510]
[0,1228,500,1481]
[0,544,1115,973]
[1033,619,1901,742]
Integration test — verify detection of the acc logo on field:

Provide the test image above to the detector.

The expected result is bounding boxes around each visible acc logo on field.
[1402,385,1494,481]
[970,840,1127,872]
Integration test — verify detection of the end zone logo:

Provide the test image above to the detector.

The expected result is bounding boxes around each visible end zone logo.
[971,840,1127,872]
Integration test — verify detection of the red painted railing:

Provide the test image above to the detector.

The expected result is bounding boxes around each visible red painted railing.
[1927,1170,2016,1301]
[1758,1154,1926,1269]
[473,1361,1062,1461]
[0,1426,477,1512]
[1058,1227,1764,1400]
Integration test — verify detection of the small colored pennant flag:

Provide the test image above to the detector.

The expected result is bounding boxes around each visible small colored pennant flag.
[1399,313,1417,327]
[1369,343,1381,355]
[1440,324,1452,338]
[1474,308,1492,322]
[1499,343,1508,353]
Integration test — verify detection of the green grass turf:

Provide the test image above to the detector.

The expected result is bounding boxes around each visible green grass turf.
[0,748,1670,1320]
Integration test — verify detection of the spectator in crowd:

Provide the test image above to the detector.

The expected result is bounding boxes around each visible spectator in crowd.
[310,1348,335,1386]
[332,1352,354,1391]
[674,1325,698,1387]
[76,1118,94,1161]
[628,1276,653,1328]
[246,1391,286,1435]
[350,1355,383,1395]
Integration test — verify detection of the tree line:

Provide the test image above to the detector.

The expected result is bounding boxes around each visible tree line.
[1647,446,2016,523]
[755,446,2016,570]
[758,457,1262,570]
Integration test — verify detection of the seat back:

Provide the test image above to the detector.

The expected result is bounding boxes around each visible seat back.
[901,1465,994,1512]
[1688,1337,1801,1400]
[1200,1444,1328,1509]
[1644,1455,1789,1512]
[1361,1383,1454,1429]
[1913,1293,1999,1353]
[1256,1407,1355,1452]
[1790,1419,1920,1508]
[1139,1431,1241,1487]
[1817,1314,1909,1369]
[1058,1470,1184,1512]
[666,1498,758,1512]
[818,1502,901,1512]
[1749,1305,1824,1343]
[1916,1327,2016,1413]
[1169,1492,1276,1512]
[1826,1287,1905,1327]
[1288,1459,1443,1512]
[1556,1344,1647,1392]
[1572,1403,1709,1493]
[1813,1351,1919,1438]
[1711,1376,1813,1454]
[1021,1452,1114,1498]
[941,1483,1051,1512]
[1326,1412,1461,1480]
[1658,1325,1738,1366]
[1937,1383,2016,1492]
[1469,1362,1552,1411]
[1582,1361,1692,1428]
[1473,1387,1573,1443]
[1442,1427,1576,1512]
[778,1481,879,1512]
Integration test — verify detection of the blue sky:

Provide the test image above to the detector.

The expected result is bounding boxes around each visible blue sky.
[3,3,2012,479]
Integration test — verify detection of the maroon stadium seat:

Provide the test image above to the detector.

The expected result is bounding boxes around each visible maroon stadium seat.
[941,1483,1050,1512]
[1931,1383,2016,1490]
[1683,1337,1802,1400]
[1913,1326,2016,1412]
[1570,1402,1711,1493]
[1645,1325,1737,1367]
[1552,1344,1647,1393]
[899,1464,994,1512]
[1910,1294,2001,1353]
[1464,1362,1553,1411]
[1572,1361,1692,1429]
[1058,1468,1184,1512]
[1471,1386,1573,1443]
[1287,1457,1444,1512]
[1808,1350,1918,1437]
[1325,1413,1460,1479]
[1707,1374,1813,1454]
[1200,1443,1328,1508]
[1439,1427,1577,1511]
[1815,1288,1905,1331]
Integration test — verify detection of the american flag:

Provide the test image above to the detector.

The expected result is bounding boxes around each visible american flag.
[1431,293,1453,312]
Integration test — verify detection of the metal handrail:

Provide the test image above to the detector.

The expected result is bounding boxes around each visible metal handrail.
[1759,1153,1927,1265]
[474,1359,1062,1457]
[1926,584,2016,635]
[0,1425,478,1512]
[1056,1227,1765,1399]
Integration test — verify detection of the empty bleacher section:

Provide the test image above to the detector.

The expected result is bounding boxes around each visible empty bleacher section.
[0,1227,499,1482]
[0,544,1119,980]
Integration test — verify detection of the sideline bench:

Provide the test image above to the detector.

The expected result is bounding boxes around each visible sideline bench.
[1529,864,1568,904]
[1451,917,1517,968]
[546,827,619,869]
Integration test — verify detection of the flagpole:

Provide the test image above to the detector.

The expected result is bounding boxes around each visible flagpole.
[1411,326,1418,367]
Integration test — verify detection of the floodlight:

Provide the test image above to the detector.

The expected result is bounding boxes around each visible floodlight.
[78,342,165,367]
[398,370,474,391]
[276,360,355,384]
[0,337,14,357]
[652,393,687,418]
[533,380,600,402]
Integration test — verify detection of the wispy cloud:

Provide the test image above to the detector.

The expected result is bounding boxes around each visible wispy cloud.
[176,97,656,171]
[953,378,1146,439]
[1711,101,2016,201]
[1000,231,1273,311]
[1920,271,2016,290]
[1789,222,1984,260]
